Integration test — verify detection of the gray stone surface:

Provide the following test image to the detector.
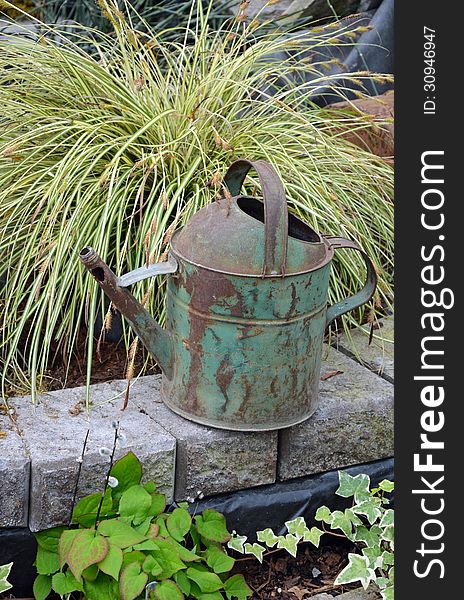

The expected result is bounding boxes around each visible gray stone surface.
[336,316,394,381]
[310,586,381,599]
[0,412,29,527]
[229,0,366,22]
[278,345,393,480]
[10,381,176,531]
[129,376,278,501]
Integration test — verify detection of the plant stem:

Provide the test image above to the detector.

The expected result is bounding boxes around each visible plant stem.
[94,422,119,528]
[69,429,90,527]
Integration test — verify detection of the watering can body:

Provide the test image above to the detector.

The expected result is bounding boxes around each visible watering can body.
[80,159,377,431]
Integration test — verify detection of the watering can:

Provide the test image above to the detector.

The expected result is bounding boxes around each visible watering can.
[80,159,377,431]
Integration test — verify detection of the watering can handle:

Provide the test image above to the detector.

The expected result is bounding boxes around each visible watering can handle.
[325,236,378,328]
[223,159,288,276]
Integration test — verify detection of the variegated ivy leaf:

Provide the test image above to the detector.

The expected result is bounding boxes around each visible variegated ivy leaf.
[330,509,361,540]
[379,509,394,528]
[382,525,394,548]
[285,517,308,539]
[227,534,248,554]
[376,576,390,589]
[381,551,395,568]
[362,546,383,569]
[379,479,395,493]
[335,553,376,590]
[257,528,279,548]
[315,506,333,525]
[355,525,383,548]
[353,497,383,525]
[303,527,324,547]
[276,534,299,558]
[380,585,394,600]
[336,471,371,503]
[244,543,266,563]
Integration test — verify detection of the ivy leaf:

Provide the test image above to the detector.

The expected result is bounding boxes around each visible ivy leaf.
[195,510,231,543]
[355,526,383,548]
[119,485,152,525]
[224,574,252,600]
[175,570,192,596]
[52,571,84,595]
[362,546,383,569]
[379,479,394,493]
[303,527,324,547]
[66,530,109,582]
[98,518,146,548]
[276,534,299,558]
[98,544,123,580]
[380,585,394,600]
[154,579,185,600]
[334,553,376,590]
[315,506,333,525]
[72,489,112,527]
[329,510,356,539]
[119,561,148,600]
[257,528,279,548]
[110,451,142,501]
[227,535,247,554]
[382,525,394,548]
[336,471,371,502]
[186,566,224,593]
[244,542,266,563]
[33,574,51,600]
[34,527,64,553]
[206,547,235,573]
[36,546,60,576]
[353,497,383,524]
[58,529,80,569]
[379,509,394,528]
[285,517,308,539]
[381,551,395,567]
[167,508,192,541]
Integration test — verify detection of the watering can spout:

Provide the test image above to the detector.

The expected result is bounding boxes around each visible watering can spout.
[79,247,176,379]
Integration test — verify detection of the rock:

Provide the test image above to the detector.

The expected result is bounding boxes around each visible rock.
[129,376,278,500]
[0,414,29,527]
[278,344,393,480]
[337,584,382,598]
[10,380,176,531]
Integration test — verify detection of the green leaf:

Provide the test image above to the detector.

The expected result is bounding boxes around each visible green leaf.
[122,551,146,568]
[353,497,383,525]
[329,510,355,539]
[34,528,65,553]
[167,508,192,541]
[175,570,192,596]
[335,553,376,590]
[164,537,201,562]
[36,546,60,576]
[195,510,231,543]
[382,525,395,547]
[224,574,252,600]
[82,563,99,581]
[257,528,279,548]
[206,547,235,573]
[379,509,394,528]
[186,566,224,593]
[72,489,113,527]
[227,535,247,554]
[144,481,157,494]
[149,493,166,518]
[98,544,123,580]
[148,539,186,579]
[154,579,185,600]
[58,529,80,569]
[98,518,146,548]
[379,479,395,493]
[303,527,324,547]
[156,516,170,538]
[143,555,163,577]
[362,546,383,569]
[52,571,84,594]
[134,516,153,536]
[276,534,299,558]
[110,451,143,501]
[315,506,333,525]
[355,526,383,548]
[33,574,51,600]
[84,572,119,600]
[380,585,394,600]
[336,471,371,502]
[119,562,148,600]
[119,485,152,525]
[381,551,395,567]
[244,542,266,563]
[134,540,158,551]
[66,530,109,581]
[197,593,224,600]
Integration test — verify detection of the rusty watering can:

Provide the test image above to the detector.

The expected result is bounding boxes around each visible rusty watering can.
[80,159,377,431]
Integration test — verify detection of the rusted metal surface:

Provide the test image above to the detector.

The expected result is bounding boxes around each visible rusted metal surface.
[80,159,377,431]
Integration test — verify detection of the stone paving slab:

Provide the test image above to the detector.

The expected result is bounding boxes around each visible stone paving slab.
[278,344,393,480]
[129,376,278,501]
[10,381,176,532]
[311,585,381,599]
[336,316,394,381]
[0,413,29,527]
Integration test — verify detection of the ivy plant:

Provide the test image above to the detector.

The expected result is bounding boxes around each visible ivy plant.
[228,471,394,600]
[33,451,251,600]
[0,562,13,594]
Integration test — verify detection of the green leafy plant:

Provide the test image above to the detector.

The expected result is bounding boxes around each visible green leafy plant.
[0,0,393,399]
[0,562,13,594]
[33,451,251,600]
[229,471,394,599]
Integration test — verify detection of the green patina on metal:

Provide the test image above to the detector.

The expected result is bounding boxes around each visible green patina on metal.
[80,159,377,431]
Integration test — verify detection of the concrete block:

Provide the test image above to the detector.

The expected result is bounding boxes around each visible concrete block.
[278,345,393,480]
[0,411,29,527]
[10,381,176,532]
[336,316,394,381]
[129,376,278,501]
